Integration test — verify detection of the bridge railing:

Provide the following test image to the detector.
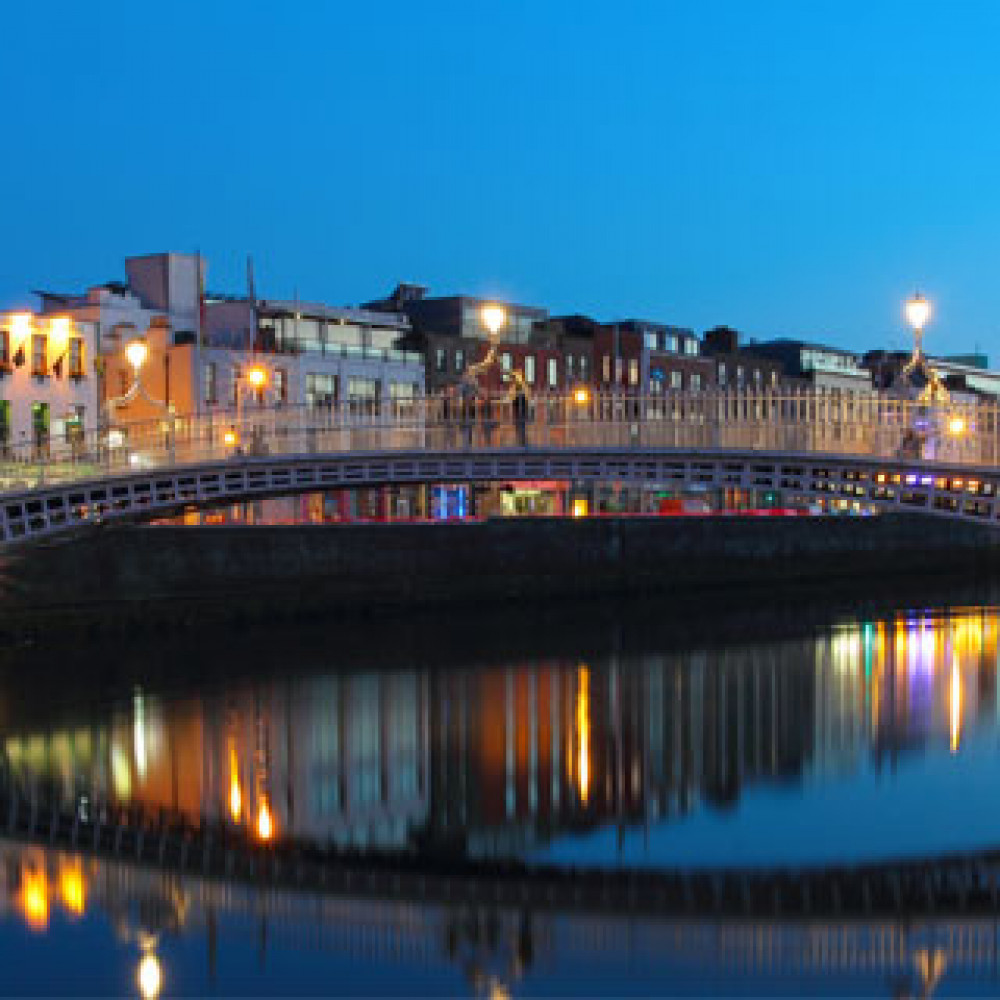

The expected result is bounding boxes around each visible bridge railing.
[0,389,996,493]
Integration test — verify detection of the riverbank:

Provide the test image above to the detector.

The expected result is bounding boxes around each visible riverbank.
[1,513,999,644]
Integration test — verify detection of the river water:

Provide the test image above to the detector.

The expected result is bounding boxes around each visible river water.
[2,586,1000,996]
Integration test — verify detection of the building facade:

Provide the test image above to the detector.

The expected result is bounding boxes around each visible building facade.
[742,339,873,393]
[702,326,785,391]
[0,311,97,454]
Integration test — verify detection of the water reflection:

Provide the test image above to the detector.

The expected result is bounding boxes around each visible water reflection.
[1,604,1000,994]
[2,608,999,864]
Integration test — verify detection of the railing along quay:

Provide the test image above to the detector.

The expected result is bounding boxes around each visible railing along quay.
[4,774,1000,922]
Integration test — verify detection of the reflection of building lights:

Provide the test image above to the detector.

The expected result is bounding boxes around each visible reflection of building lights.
[133,691,147,779]
[228,740,242,822]
[19,867,48,931]
[256,799,273,841]
[950,656,962,755]
[58,859,85,917]
[576,666,591,805]
[571,496,588,518]
[137,952,162,1000]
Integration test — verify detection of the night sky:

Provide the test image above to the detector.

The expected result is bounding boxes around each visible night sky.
[3,0,999,357]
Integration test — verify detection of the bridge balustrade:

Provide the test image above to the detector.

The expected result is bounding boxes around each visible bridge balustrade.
[0,388,994,500]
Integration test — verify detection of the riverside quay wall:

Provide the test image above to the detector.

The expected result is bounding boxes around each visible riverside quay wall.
[3,514,1000,632]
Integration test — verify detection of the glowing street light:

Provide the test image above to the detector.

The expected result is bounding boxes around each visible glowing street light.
[573,387,590,405]
[245,363,268,390]
[481,304,506,338]
[125,339,148,372]
[905,292,931,334]
[948,415,967,437]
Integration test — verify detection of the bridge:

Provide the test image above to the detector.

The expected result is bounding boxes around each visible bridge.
[2,388,999,544]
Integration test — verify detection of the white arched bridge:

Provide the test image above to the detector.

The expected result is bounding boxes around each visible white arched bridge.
[3,388,1000,545]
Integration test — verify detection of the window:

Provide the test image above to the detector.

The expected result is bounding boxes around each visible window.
[644,331,658,351]
[0,401,9,445]
[203,362,217,405]
[435,348,447,372]
[566,355,575,381]
[230,364,241,405]
[119,370,130,396]
[665,334,678,353]
[771,370,779,387]
[628,358,639,385]
[547,357,558,388]
[31,401,49,450]
[670,370,683,389]
[684,338,699,356]
[602,355,611,383]
[753,368,763,385]
[306,372,336,409]
[454,348,465,371]
[717,362,727,385]
[348,377,379,416]
[274,367,288,404]
[524,355,536,385]
[501,352,513,372]
[0,329,8,366]
[68,337,84,379]
[31,334,46,377]
[65,405,84,445]
[736,365,745,385]
[691,373,702,390]
[580,355,589,381]
[614,357,623,384]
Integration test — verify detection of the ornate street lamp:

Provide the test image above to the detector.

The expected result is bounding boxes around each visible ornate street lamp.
[898,292,949,404]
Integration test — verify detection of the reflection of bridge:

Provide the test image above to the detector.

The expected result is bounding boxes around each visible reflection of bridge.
[4,827,1000,998]
[2,389,999,543]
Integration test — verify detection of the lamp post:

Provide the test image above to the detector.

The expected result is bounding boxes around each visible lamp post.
[899,292,949,405]
[105,337,176,464]
[231,362,269,454]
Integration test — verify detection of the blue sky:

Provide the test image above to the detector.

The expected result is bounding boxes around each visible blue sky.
[3,0,999,357]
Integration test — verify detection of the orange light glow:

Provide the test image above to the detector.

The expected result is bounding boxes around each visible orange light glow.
[19,867,48,931]
[58,859,85,917]
[10,312,32,347]
[576,666,591,805]
[223,428,238,447]
[256,799,273,841]
[573,387,590,405]
[950,656,962,755]
[49,317,70,355]
[571,496,588,518]
[246,365,268,390]
[228,742,242,822]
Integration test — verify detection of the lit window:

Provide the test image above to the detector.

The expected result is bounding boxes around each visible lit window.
[31,334,47,377]
[525,355,536,384]
[0,329,8,366]
[670,370,683,389]
[68,338,84,379]
[684,338,699,356]
[644,331,658,351]
[665,334,678,352]
[501,352,513,372]
[547,357,558,388]
[614,357,623,383]
[454,348,465,371]
[628,359,639,385]
[691,373,702,390]
[717,362,727,385]
[602,355,611,382]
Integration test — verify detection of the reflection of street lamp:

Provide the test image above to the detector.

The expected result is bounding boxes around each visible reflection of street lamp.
[137,950,162,1000]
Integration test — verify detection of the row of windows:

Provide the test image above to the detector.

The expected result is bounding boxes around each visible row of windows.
[0,400,85,447]
[643,331,700,356]
[0,331,85,380]
[717,362,779,388]
[434,348,589,387]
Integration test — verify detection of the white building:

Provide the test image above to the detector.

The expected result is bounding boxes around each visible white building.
[0,310,98,455]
